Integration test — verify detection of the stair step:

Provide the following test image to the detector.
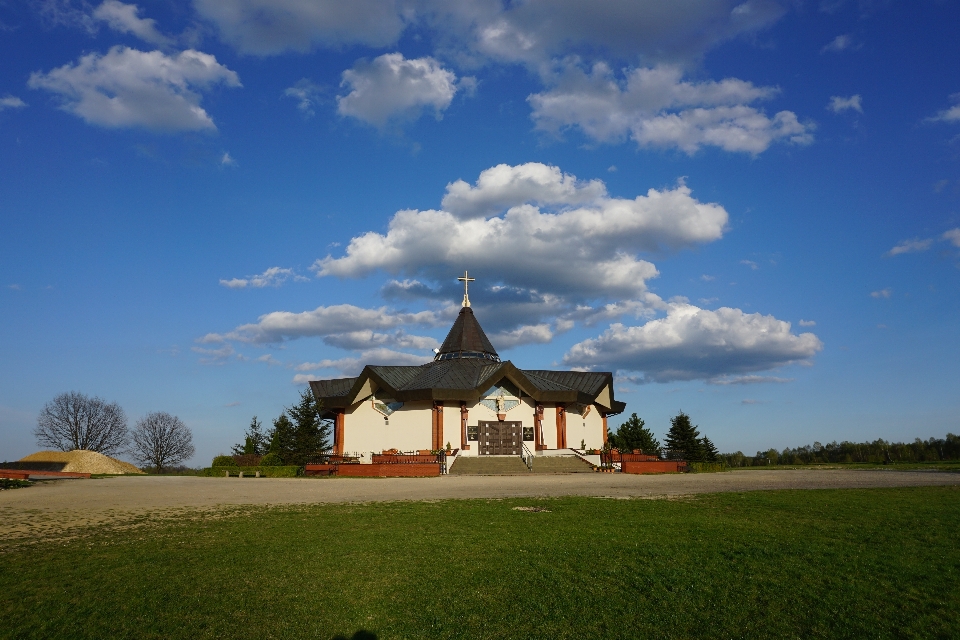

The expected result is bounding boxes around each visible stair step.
[448,455,594,475]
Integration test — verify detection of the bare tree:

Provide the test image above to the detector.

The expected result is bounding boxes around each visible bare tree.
[34,391,128,455]
[129,412,195,473]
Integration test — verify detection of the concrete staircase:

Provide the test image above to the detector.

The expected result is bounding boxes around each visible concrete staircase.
[448,455,594,475]
[532,456,594,474]
[449,456,530,475]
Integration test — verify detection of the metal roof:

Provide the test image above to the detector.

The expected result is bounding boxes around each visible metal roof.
[435,306,500,362]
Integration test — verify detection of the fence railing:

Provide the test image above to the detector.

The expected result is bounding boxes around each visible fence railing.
[521,443,534,471]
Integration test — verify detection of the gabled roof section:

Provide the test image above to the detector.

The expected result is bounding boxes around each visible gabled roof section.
[311,360,625,415]
[435,306,500,362]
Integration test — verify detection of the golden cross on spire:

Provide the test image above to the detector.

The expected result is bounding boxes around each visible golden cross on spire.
[458,270,475,308]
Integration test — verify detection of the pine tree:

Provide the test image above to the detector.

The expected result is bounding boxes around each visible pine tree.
[664,411,703,461]
[232,416,267,456]
[284,389,331,466]
[700,436,720,462]
[267,414,296,464]
[610,413,661,455]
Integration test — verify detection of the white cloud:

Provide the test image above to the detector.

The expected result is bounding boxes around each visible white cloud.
[798,319,816,327]
[284,78,324,117]
[194,0,406,55]
[219,266,304,289]
[314,163,729,301]
[740,259,759,270]
[93,1,173,46]
[442,0,786,67]
[827,94,862,114]
[220,152,237,166]
[29,46,240,131]
[320,329,439,351]
[337,53,460,127]
[294,347,431,378]
[928,95,960,123]
[821,34,858,53]
[563,302,823,383]
[529,63,812,154]
[441,162,606,219]
[886,238,932,256]
[205,303,440,344]
[709,375,794,385]
[943,228,960,247]
[191,343,235,364]
[0,96,27,110]
[870,288,892,299]
[488,324,554,350]
[700,274,716,282]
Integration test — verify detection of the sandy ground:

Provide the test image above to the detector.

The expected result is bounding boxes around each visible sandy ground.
[1,469,957,543]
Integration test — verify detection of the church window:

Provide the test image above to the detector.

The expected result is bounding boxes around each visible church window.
[479,381,520,414]
[372,395,403,417]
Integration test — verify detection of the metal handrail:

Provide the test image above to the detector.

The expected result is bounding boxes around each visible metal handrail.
[521,443,534,471]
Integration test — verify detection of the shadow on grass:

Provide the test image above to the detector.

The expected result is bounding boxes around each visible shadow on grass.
[332,632,377,640]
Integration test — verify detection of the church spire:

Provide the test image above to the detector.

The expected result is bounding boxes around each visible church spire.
[435,271,499,362]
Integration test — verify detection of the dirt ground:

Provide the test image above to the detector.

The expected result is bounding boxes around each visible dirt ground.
[2,469,958,544]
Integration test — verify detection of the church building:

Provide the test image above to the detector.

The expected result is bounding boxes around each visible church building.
[309,273,625,460]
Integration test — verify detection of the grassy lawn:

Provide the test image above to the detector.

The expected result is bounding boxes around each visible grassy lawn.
[2,487,958,639]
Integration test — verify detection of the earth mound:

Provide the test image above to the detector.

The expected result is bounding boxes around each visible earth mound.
[19,450,144,475]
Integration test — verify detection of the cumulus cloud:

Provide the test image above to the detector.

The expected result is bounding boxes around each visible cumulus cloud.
[28,46,240,131]
[708,375,794,385]
[219,266,305,289]
[529,63,812,154]
[563,302,823,383]
[821,34,858,53]
[284,78,324,117]
[93,1,173,46]
[439,0,787,67]
[943,228,960,247]
[927,95,960,123]
[0,96,27,111]
[886,238,932,256]
[870,288,892,299]
[294,347,431,378]
[488,324,554,350]
[314,162,728,301]
[202,303,440,344]
[337,53,460,127]
[827,94,862,114]
[193,0,406,55]
[798,319,816,327]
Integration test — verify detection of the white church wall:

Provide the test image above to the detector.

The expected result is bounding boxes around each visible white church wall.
[442,404,461,453]
[344,399,433,454]
[568,405,605,450]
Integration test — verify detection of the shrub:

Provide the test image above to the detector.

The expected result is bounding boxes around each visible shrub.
[259,452,283,466]
[689,462,726,473]
[0,478,32,490]
[212,455,237,467]
[200,465,300,478]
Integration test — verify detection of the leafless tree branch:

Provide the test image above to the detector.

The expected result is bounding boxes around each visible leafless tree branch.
[129,412,195,473]
[34,391,128,455]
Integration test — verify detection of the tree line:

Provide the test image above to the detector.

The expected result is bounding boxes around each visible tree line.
[33,391,194,473]
[222,389,331,467]
[722,434,960,467]
[607,411,720,462]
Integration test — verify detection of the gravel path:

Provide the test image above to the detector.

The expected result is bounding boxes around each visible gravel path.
[2,470,957,543]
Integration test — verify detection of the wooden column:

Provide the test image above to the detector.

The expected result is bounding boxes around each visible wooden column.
[333,410,345,456]
[535,403,545,451]
[460,401,469,450]
[556,403,567,449]
[432,401,444,451]
[602,413,608,446]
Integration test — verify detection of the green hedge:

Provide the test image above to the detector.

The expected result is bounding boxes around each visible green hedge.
[688,462,727,473]
[199,466,301,478]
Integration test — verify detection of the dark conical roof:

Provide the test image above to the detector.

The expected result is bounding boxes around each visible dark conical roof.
[435,306,500,362]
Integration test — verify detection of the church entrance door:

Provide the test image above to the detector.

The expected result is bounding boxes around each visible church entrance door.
[478,421,522,455]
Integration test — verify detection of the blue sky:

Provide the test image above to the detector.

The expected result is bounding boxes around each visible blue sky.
[2,0,959,465]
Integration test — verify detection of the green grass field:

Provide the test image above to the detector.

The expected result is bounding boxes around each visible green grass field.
[2,487,958,639]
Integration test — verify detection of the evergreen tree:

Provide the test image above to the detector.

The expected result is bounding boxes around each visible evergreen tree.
[700,436,720,462]
[232,416,267,456]
[285,389,330,465]
[267,414,296,464]
[664,411,704,461]
[610,413,661,454]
